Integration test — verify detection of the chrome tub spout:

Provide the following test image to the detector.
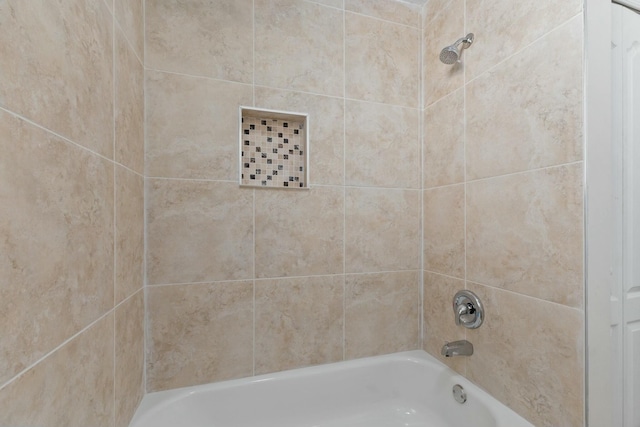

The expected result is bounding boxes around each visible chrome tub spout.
[441,340,474,357]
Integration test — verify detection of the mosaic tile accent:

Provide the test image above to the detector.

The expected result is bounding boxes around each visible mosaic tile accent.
[241,112,307,188]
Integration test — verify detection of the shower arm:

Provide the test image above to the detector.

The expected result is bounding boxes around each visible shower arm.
[456,34,474,50]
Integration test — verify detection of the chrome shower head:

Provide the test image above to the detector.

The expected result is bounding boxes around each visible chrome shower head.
[439,46,460,65]
[439,33,474,65]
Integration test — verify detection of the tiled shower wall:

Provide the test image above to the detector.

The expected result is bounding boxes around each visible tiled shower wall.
[0,0,145,426]
[0,0,587,425]
[145,1,588,425]
[145,0,424,392]
[421,1,585,426]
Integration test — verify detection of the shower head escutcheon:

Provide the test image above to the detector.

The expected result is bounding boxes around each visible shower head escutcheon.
[439,33,474,65]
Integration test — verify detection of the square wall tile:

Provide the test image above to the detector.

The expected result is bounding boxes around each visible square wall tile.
[115,27,144,174]
[423,88,464,188]
[146,0,253,83]
[423,272,466,374]
[254,87,345,186]
[115,166,144,304]
[345,100,420,189]
[423,0,464,107]
[0,112,114,385]
[255,0,344,97]
[147,282,254,391]
[346,12,420,107]
[0,0,114,157]
[147,179,254,285]
[345,188,420,273]
[255,186,344,278]
[345,271,420,359]
[255,276,344,374]
[115,291,145,427]
[465,0,582,80]
[466,283,584,427]
[0,314,114,427]
[146,71,253,180]
[423,184,465,278]
[466,164,584,308]
[466,17,583,180]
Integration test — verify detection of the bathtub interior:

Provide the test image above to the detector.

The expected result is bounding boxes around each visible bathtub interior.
[129,351,533,427]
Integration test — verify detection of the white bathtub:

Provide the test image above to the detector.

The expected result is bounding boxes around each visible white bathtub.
[129,350,534,427]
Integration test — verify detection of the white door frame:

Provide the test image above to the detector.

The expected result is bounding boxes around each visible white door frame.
[612,6,640,425]
[584,0,614,426]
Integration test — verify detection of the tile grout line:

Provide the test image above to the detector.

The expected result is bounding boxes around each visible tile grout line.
[112,7,118,423]
[343,8,422,30]
[252,0,257,378]
[466,279,586,314]
[418,0,425,350]
[0,288,142,393]
[342,1,347,362]
[463,11,584,87]
[423,160,585,190]
[252,0,256,107]
[146,269,425,288]
[0,106,143,178]
[423,266,585,313]
[144,66,422,111]
[144,176,426,192]
[143,0,149,396]
[425,10,583,109]
[462,0,468,377]
[114,11,143,68]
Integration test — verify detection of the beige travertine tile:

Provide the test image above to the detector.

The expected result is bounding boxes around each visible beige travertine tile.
[465,1,582,80]
[115,27,144,174]
[345,271,420,359]
[466,17,583,180]
[0,112,114,385]
[345,0,421,27]
[345,188,420,273]
[423,272,466,374]
[0,314,114,427]
[115,166,144,304]
[255,276,344,374]
[115,0,144,60]
[466,164,584,308]
[145,0,253,83]
[255,0,343,97]
[147,282,253,391]
[466,283,584,427]
[0,0,114,157]
[423,0,464,107]
[146,71,253,180]
[254,87,345,186]
[345,100,420,188]
[147,179,254,285]
[115,291,144,427]
[255,186,344,278]
[423,185,465,278]
[423,88,464,188]
[346,12,420,107]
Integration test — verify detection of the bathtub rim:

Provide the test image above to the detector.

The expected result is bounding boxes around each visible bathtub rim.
[130,350,533,427]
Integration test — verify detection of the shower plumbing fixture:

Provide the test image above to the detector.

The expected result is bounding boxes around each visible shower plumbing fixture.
[452,290,484,329]
[439,33,474,64]
[441,340,474,357]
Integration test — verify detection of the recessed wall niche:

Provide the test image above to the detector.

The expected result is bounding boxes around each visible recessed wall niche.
[239,107,309,189]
